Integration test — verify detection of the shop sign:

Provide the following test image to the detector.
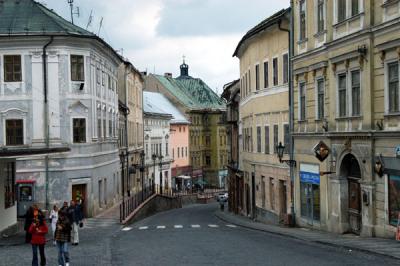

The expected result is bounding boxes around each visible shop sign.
[313,141,330,162]
[300,171,320,185]
[395,146,400,159]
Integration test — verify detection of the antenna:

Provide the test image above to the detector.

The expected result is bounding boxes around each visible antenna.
[98,17,103,36]
[86,10,93,30]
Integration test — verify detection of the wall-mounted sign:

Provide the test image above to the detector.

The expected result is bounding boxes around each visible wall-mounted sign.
[313,141,330,162]
[395,146,400,159]
[300,171,320,185]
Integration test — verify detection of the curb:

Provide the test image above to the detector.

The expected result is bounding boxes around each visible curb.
[214,211,400,261]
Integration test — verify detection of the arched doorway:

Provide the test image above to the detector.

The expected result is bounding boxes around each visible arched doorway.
[340,154,362,234]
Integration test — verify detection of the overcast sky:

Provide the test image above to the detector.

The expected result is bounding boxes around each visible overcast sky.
[43,0,289,93]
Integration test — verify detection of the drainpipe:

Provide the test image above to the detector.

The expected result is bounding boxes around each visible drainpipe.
[278,7,295,226]
[43,36,54,212]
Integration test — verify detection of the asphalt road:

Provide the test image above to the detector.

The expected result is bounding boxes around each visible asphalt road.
[1,203,399,265]
[111,203,400,266]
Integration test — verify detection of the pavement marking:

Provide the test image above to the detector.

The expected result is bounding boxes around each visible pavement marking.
[138,226,148,230]
[156,225,166,229]
[174,225,183,229]
[191,225,201,228]
[122,227,132,231]
[208,224,219,228]
[226,224,237,228]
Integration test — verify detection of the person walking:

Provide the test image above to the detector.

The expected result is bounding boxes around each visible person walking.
[49,205,58,245]
[68,200,83,245]
[55,210,71,266]
[29,213,48,266]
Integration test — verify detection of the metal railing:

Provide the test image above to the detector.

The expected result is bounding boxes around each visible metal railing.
[119,184,155,223]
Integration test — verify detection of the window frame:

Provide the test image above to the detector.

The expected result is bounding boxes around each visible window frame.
[257,126,262,153]
[4,55,22,82]
[263,60,269,89]
[283,53,289,84]
[273,124,279,154]
[283,124,290,154]
[299,0,307,41]
[351,69,361,116]
[255,64,260,91]
[264,125,270,155]
[316,78,325,120]
[72,117,87,143]
[5,119,24,146]
[388,175,400,226]
[386,61,400,114]
[337,72,348,118]
[70,54,85,82]
[316,0,325,33]
[337,0,347,23]
[273,57,278,86]
[299,82,306,121]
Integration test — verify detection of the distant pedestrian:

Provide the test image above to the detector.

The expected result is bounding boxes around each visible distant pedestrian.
[67,200,82,245]
[61,201,68,212]
[55,210,71,266]
[49,205,59,245]
[29,213,48,266]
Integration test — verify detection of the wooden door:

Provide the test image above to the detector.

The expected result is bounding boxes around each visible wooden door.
[348,178,361,234]
[72,184,87,217]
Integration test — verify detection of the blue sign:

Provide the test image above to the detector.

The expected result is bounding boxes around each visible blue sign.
[300,171,320,185]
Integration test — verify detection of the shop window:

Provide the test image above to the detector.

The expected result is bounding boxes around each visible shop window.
[4,55,22,82]
[4,162,16,209]
[70,55,84,81]
[6,119,23,146]
[389,175,400,226]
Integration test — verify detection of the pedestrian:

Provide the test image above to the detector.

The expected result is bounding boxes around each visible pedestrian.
[55,210,71,266]
[24,205,34,243]
[49,205,59,245]
[60,201,68,212]
[67,200,82,245]
[29,213,48,266]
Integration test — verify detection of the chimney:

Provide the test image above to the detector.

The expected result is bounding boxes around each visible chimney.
[164,73,173,78]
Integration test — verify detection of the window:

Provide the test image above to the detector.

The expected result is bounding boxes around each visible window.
[317,79,324,120]
[177,146,180,158]
[273,125,279,154]
[185,147,188,157]
[71,55,84,81]
[284,124,290,154]
[4,55,22,82]
[257,126,261,153]
[73,118,86,143]
[351,0,359,17]
[97,68,101,84]
[206,156,211,166]
[317,0,325,32]
[273,58,278,86]
[248,70,251,93]
[338,73,347,117]
[264,126,270,154]
[166,142,169,156]
[283,54,288,84]
[338,0,347,22]
[172,148,174,159]
[108,74,112,90]
[299,0,306,40]
[6,119,23,146]
[103,118,106,139]
[109,120,112,137]
[4,162,16,209]
[255,64,260,90]
[206,136,211,146]
[389,175,400,226]
[388,62,399,113]
[269,178,275,210]
[351,70,361,116]
[300,182,320,221]
[264,62,269,88]
[97,118,102,139]
[299,82,306,120]
[102,71,105,85]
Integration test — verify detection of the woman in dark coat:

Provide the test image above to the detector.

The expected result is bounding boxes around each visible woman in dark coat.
[55,210,72,266]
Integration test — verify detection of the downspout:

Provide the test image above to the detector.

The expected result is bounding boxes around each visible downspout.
[43,36,54,211]
[278,7,295,226]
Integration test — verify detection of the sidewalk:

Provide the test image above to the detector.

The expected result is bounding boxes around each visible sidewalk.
[215,210,400,260]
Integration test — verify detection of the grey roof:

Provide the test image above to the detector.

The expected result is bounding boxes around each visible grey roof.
[143,91,189,124]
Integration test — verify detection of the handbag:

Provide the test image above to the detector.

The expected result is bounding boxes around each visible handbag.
[79,221,83,228]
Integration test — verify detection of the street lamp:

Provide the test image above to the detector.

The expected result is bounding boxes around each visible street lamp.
[158,155,164,195]
[276,142,296,167]
[140,150,145,200]
[152,154,157,192]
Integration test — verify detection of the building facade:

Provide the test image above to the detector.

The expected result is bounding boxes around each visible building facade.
[118,61,144,197]
[143,92,173,193]
[233,9,292,224]
[144,63,227,187]
[0,1,122,218]
[222,80,242,214]
[292,0,400,238]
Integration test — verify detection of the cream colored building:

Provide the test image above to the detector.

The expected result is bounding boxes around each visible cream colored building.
[292,0,400,238]
[234,9,292,224]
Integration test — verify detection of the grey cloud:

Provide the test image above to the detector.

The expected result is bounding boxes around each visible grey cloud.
[157,0,289,37]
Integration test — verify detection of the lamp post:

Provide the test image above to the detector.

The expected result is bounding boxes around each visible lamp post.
[152,154,157,192]
[140,150,145,200]
[158,155,164,195]
[276,141,296,227]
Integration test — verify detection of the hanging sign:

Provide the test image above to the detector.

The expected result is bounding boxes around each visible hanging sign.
[313,141,330,162]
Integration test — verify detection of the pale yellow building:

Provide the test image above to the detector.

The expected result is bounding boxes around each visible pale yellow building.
[292,0,400,238]
[234,9,292,223]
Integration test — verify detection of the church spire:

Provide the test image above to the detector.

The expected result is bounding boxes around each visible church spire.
[180,55,189,77]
